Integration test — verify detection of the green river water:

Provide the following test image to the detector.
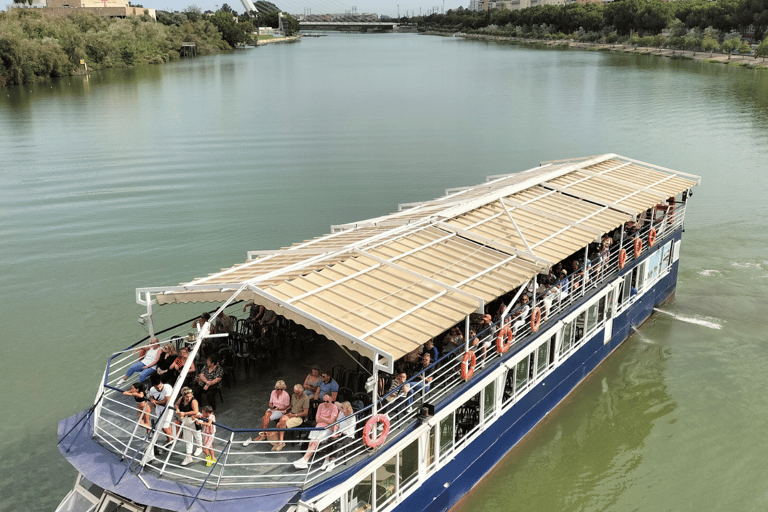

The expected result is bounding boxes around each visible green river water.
[1,33,768,511]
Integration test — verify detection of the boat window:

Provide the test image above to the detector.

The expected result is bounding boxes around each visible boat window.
[606,290,614,319]
[560,321,573,356]
[376,456,397,510]
[57,489,98,512]
[439,413,454,461]
[622,274,631,305]
[528,353,535,380]
[502,368,515,406]
[400,439,419,492]
[661,242,671,269]
[321,499,341,512]
[76,475,104,499]
[574,311,586,345]
[426,426,436,469]
[483,380,496,420]
[515,357,528,395]
[549,333,557,368]
[456,393,480,446]
[587,302,598,333]
[98,496,145,512]
[597,295,606,324]
[536,341,549,376]
[349,475,373,512]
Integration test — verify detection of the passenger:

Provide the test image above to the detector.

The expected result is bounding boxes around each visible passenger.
[214,312,233,336]
[494,301,507,324]
[163,346,195,385]
[385,371,410,418]
[319,401,356,473]
[123,382,151,430]
[242,301,265,330]
[191,312,210,331]
[303,365,322,397]
[195,406,217,467]
[559,269,569,298]
[121,337,162,384]
[151,343,177,382]
[148,374,174,446]
[243,380,290,446]
[273,384,310,450]
[192,354,224,410]
[443,326,464,350]
[412,352,435,394]
[293,394,339,470]
[315,370,339,402]
[423,339,439,365]
[259,308,277,336]
[175,387,203,466]
[470,329,489,364]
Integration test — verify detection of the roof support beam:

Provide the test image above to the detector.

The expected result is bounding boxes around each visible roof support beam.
[498,198,537,257]
[436,221,551,270]
[501,197,603,239]
[354,249,485,312]
[540,181,638,220]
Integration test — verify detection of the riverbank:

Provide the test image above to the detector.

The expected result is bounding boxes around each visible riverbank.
[255,35,301,46]
[460,33,768,69]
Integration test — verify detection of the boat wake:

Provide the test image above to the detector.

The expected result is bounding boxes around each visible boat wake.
[698,269,721,277]
[653,308,722,329]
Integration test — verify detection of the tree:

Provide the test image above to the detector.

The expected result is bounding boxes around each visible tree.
[210,10,252,47]
[720,33,740,59]
[756,36,768,61]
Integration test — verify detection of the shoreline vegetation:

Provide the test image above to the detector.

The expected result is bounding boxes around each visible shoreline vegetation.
[416,0,768,66]
[455,32,768,69]
[0,7,298,86]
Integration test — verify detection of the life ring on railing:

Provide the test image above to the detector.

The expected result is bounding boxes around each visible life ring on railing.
[634,238,643,258]
[496,327,513,354]
[648,227,657,247]
[618,248,627,269]
[363,414,390,448]
[460,351,476,381]
[530,307,542,333]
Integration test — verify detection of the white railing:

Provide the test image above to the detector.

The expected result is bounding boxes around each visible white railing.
[89,203,687,495]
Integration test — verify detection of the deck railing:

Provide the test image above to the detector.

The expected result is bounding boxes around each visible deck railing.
[91,203,686,495]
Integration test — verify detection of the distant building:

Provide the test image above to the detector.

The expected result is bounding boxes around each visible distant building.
[486,0,565,9]
[468,0,483,11]
[42,0,156,19]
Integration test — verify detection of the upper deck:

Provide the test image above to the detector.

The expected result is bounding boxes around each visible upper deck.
[58,154,699,511]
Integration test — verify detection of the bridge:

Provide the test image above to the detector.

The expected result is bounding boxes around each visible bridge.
[298,21,398,31]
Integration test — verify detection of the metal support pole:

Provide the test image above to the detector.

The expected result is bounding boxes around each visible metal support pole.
[372,367,379,417]
[464,315,470,352]
[583,245,589,295]
[145,292,156,339]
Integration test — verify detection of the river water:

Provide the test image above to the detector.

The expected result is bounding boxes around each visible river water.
[1,33,767,511]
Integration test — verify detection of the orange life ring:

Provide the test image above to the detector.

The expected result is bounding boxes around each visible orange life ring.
[634,238,643,258]
[460,351,476,381]
[618,248,627,269]
[496,327,513,354]
[363,414,390,448]
[648,227,657,247]
[530,307,542,333]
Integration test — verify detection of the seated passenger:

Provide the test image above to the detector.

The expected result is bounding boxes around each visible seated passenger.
[385,371,410,418]
[319,401,356,472]
[121,337,162,384]
[273,384,310,451]
[160,346,195,385]
[243,380,291,447]
[214,313,233,337]
[315,370,339,402]
[259,308,277,336]
[470,329,489,364]
[293,394,339,470]
[123,382,151,430]
[303,365,322,397]
[192,354,224,410]
[443,326,464,350]
[192,312,210,331]
[151,343,177,382]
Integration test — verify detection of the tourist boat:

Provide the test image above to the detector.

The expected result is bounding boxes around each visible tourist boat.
[56,154,699,512]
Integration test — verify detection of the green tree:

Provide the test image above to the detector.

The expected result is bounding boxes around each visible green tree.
[756,36,768,61]
[720,33,740,59]
[209,10,251,47]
